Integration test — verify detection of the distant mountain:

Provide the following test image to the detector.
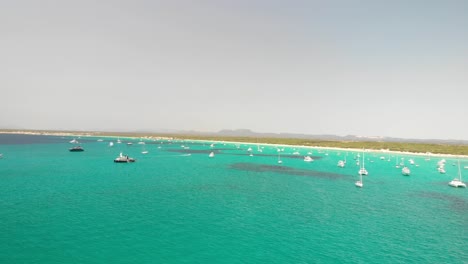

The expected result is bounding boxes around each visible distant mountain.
[203,129,468,145]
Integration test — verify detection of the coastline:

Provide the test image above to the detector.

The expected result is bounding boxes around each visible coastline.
[1,130,468,159]
[186,139,468,159]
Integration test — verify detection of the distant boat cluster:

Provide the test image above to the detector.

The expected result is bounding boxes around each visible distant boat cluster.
[59,137,467,188]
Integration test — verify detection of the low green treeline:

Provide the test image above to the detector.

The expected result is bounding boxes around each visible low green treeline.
[162,135,468,156]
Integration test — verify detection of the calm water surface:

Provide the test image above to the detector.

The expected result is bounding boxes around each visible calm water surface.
[0,135,466,263]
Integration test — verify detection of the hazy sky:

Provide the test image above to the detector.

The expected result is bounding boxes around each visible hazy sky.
[1,0,467,139]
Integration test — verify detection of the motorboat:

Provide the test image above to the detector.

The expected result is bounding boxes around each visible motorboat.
[69,146,84,152]
[114,152,136,163]
[304,156,314,162]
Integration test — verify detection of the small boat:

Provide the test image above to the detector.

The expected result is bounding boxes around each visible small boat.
[304,156,314,162]
[117,139,122,144]
[127,142,133,146]
[449,161,466,188]
[409,159,415,165]
[209,152,215,158]
[97,139,103,142]
[293,151,300,155]
[69,139,79,144]
[355,174,363,188]
[358,153,368,176]
[247,147,253,152]
[69,146,84,152]
[249,153,253,157]
[109,142,114,147]
[0,153,3,158]
[141,151,149,154]
[114,152,136,163]
[277,151,282,164]
[402,167,411,176]
[438,167,446,174]
[337,160,345,168]
[138,141,145,145]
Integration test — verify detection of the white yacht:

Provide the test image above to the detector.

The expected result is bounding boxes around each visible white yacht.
[402,166,411,176]
[69,139,79,144]
[449,161,466,188]
[304,156,314,162]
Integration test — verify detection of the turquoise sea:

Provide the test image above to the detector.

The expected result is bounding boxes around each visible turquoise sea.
[0,134,466,263]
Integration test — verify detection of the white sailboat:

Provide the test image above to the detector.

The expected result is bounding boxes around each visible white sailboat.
[358,152,368,176]
[141,144,148,154]
[449,160,466,188]
[209,152,215,158]
[277,149,282,164]
[402,166,411,176]
[355,172,363,188]
[337,160,345,168]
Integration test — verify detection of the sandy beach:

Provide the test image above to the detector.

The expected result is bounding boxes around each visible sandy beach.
[2,130,467,159]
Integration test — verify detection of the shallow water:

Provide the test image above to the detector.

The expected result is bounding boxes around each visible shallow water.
[0,135,466,263]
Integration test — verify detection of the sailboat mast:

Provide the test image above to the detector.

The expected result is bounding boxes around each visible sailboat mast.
[458,160,462,181]
[362,152,365,168]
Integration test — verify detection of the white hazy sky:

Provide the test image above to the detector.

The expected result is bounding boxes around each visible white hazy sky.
[1,0,467,139]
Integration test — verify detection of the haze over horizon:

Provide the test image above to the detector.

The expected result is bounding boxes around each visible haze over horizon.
[1,1,467,140]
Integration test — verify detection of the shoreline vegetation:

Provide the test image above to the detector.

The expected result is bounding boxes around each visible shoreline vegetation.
[1,129,468,157]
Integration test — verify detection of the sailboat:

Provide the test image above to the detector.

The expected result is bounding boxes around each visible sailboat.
[402,166,411,176]
[355,171,363,188]
[337,154,346,167]
[449,160,466,188]
[277,149,283,164]
[209,152,215,158]
[141,144,148,154]
[337,160,345,168]
[358,152,368,176]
